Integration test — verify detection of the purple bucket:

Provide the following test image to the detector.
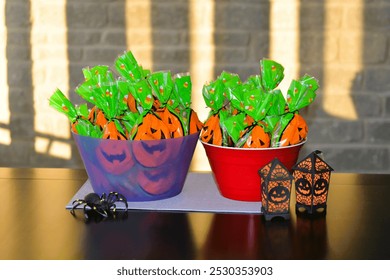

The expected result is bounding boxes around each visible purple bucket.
[73,131,199,201]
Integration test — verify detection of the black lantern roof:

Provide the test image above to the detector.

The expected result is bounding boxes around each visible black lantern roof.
[292,150,334,173]
[259,158,293,181]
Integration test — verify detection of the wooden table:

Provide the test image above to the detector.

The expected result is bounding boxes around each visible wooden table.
[1,168,389,260]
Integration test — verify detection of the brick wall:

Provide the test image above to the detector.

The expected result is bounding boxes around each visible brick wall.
[0,0,389,173]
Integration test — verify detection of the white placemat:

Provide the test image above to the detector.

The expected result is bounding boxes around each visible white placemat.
[66,172,262,214]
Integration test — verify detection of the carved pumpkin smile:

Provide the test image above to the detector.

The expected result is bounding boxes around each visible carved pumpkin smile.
[295,178,312,196]
[101,149,126,164]
[95,141,135,175]
[132,138,182,168]
[137,166,176,195]
[268,184,290,204]
[314,178,328,196]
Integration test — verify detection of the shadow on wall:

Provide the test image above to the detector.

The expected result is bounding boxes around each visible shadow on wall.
[299,0,389,173]
[2,0,388,173]
[3,0,36,167]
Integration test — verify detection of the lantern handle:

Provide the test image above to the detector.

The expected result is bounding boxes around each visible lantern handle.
[314,150,324,160]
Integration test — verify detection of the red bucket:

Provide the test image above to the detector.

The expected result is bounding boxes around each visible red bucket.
[201,140,305,202]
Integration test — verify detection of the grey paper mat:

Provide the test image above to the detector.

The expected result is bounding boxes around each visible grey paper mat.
[66,172,262,214]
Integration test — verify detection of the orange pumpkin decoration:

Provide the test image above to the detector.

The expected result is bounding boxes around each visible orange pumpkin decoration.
[152,98,161,110]
[133,113,171,140]
[88,106,108,130]
[279,114,308,146]
[188,109,203,134]
[156,107,184,138]
[200,114,223,146]
[137,166,176,195]
[95,140,135,175]
[132,135,182,168]
[102,121,127,140]
[242,125,270,148]
[88,106,97,123]
[126,93,138,113]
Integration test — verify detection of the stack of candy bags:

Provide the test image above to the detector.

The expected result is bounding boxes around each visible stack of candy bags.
[200,59,319,148]
[49,51,203,141]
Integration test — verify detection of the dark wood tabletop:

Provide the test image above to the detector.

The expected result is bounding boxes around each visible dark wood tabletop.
[1,167,390,260]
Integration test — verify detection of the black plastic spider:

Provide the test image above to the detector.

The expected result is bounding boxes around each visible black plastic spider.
[71,192,128,219]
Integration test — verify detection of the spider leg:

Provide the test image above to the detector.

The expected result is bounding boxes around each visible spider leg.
[100,193,107,202]
[83,204,91,219]
[107,192,128,211]
[92,205,109,218]
[71,199,86,213]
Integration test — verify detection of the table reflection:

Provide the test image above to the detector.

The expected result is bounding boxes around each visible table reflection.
[203,214,261,259]
[201,213,329,260]
[80,211,195,259]
[294,216,328,259]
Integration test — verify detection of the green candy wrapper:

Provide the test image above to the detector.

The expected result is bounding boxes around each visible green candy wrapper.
[121,111,143,138]
[74,119,103,138]
[75,103,90,119]
[267,89,287,116]
[270,112,295,147]
[49,89,78,123]
[259,59,284,91]
[286,74,319,112]
[201,58,319,148]
[128,79,154,113]
[241,88,272,121]
[115,51,146,82]
[172,73,192,109]
[245,75,262,89]
[147,71,174,106]
[219,111,247,145]
[220,71,241,89]
[202,78,226,113]
[50,50,202,140]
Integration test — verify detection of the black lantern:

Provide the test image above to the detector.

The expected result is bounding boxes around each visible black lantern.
[292,150,334,215]
[259,158,293,221]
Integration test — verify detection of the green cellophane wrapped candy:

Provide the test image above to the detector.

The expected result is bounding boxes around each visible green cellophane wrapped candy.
[286,74,319,112]
[49,50,203,140]
[200,58,319,148]
[259,59,284,91]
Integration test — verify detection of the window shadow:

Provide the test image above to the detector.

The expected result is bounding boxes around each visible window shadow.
[4,0,35,167]
[214,1,270,80]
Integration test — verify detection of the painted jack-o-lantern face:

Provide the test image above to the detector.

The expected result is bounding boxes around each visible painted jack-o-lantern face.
[95,140,135,175]
[103,121,127,140]
[295,178,312,196]
[156,107,184,138]
[280,114,308,146]
[268,183,290,204]
[137,166,176,195]
[132,137,181,168]
[134,113,171,140]
[189,109,203,134]
[200,114,223,145]
[88,106,108,130]
[243,125,270,148]
[314,178,328,196]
